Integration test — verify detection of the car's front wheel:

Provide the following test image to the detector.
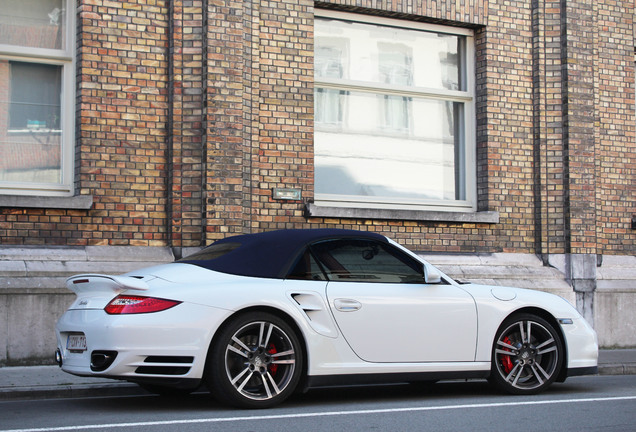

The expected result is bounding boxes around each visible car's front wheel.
[490,313,563,395]
[206,312,303,408]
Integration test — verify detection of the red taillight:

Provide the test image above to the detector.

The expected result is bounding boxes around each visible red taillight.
[104,295,181,315]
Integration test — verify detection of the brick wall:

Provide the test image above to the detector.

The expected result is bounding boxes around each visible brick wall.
[477,0,535,253]
[75,0,170,246]
[594,0,635,253]
[168,1,206,248]
[0,0,633,257]
[0,0,171,246]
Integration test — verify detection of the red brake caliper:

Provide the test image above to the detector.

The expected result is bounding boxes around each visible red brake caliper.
[267,344,278,376]
[501,336,514,374]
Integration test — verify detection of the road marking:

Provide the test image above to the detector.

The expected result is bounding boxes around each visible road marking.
[2,395,636,432]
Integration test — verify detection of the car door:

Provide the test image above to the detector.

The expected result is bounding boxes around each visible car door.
[312,238,477,363]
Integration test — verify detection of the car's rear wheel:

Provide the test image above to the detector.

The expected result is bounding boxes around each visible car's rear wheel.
[206,312,303,409]
[490,313,563,395]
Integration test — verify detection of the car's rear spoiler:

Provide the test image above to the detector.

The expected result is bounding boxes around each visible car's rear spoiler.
[66,274,149,295]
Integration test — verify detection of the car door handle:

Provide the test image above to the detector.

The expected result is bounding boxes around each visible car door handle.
[334,299,362,312]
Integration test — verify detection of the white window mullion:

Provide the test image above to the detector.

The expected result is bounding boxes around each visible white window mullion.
[316,78,474,103]
[60,59,74,189]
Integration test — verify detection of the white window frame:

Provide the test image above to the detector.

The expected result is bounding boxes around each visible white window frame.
[314,10,476,213]
[0,1,75,197]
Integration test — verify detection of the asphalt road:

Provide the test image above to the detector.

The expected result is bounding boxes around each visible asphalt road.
[1,375,635,432]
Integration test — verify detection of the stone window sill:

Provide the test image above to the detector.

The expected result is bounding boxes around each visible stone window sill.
[305,203,499,224]
[0,195,93,210]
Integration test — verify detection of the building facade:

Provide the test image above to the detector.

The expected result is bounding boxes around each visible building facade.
[0,0,634,365]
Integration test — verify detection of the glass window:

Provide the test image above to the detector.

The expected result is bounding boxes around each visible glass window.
[178,242,242,262]
[9,62,62,131]
[0,62,63,184]
[314,19,462,90]
[287,250,327,281]
[0,0,66,50]
[315,93,464,202]
[314,13,475,212]
[0,0,74,196]
[309,238,424,283]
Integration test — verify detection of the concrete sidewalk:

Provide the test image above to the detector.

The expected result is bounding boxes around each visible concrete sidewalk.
[1,349,635,401]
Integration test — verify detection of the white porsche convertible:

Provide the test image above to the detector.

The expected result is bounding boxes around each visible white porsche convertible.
[55,229,598,408]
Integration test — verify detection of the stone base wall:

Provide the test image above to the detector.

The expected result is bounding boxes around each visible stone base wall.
[595,256,636,348]
[0,247,173,366]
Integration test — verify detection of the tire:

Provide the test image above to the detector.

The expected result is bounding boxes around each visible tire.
[206,312,303,409]
[490,313,564,395]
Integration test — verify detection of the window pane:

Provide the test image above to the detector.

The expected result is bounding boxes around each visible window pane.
[0,0,65,50]
[315,88,346,126]
[315,90,464,202]
[9,62,62,130]
[311,239,423,283]
[0,61,62,184]
[287,250,327,281]
[315,18,461,91]
[176,242,241,262]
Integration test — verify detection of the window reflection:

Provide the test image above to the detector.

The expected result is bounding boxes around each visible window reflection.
[0,0,66,50]
[0,61,62,183]
[315,18,461,91]
[314,16,471,207]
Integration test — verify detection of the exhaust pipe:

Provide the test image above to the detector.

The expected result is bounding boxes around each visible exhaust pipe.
[91,351,118,372]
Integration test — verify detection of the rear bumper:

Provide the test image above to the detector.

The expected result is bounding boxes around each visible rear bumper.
[55,302,228,383]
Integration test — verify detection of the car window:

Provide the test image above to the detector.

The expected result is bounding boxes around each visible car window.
[309,238,424,283]
[177,242,241,262]
[287,249,327,281]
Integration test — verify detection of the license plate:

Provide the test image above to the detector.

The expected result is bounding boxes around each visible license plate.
[66,334,87,352]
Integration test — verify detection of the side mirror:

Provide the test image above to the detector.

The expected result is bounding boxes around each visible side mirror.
[423,263,442,284]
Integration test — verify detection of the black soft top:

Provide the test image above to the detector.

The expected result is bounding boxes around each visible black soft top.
[177,229,388,279]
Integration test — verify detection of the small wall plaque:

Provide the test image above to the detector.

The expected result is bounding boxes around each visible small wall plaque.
[273,188,302,200]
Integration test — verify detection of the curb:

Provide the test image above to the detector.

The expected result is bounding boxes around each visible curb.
[598,364,636,376]
[0,382,142,402]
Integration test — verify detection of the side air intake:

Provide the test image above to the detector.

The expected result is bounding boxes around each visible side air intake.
[290,292,339,338]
